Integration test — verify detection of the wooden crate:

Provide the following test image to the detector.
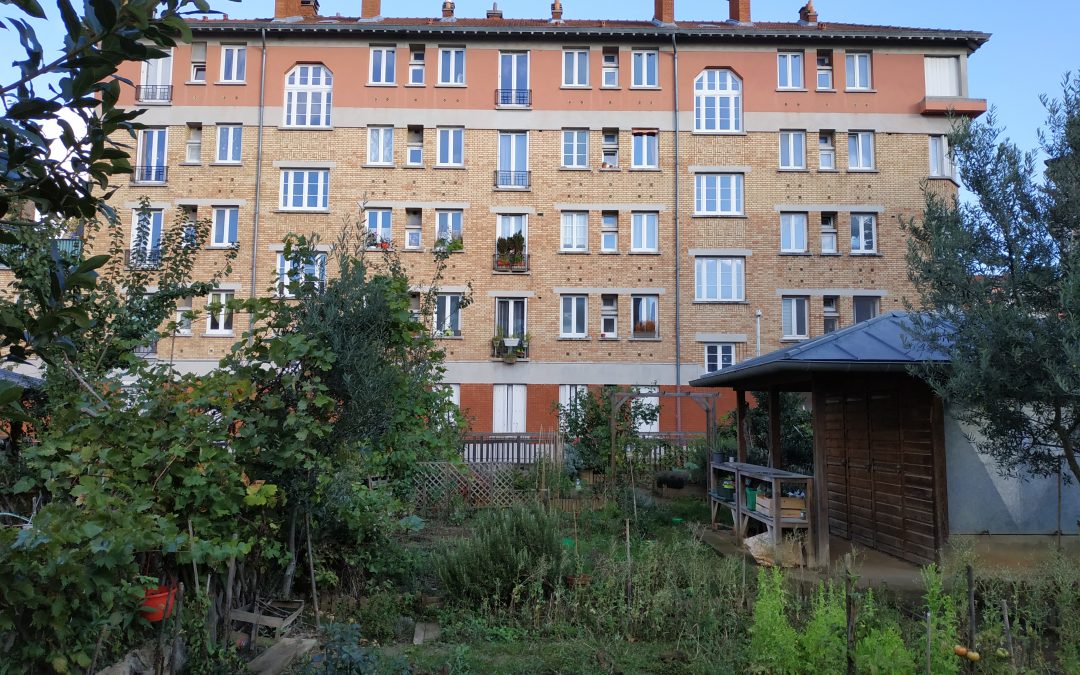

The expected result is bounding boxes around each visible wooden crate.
[756,496,806,519]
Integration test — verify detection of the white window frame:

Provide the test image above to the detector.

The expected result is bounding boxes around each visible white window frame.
[779,130,806,170]
[206,290,234,335]
[777,51,804,89]
[560,295,588,338]
[600,295,618,337]
[600,212,618,253]
[211,207,239,247]
[601,129,619,168]
[820,214,838,254]
[845,51,872,91]
[220,45,246,83]
[438,47,466,85]
[215,124,242,164]
[409,48,425,85]
[631,131,658,169]
[602,50,619,88]
[368,126,394,165]
[562,129,588,168]
[436,127,464,167]
[694,173,743,216]
[631,295,659,339]
[436,210,463,248]
[185,125,202,164]
[816,50,833,90]
[848,131,875,170]
[563,49,589,87]
[175,298,193,336]
[780,213,808,253]
[630,212,658,253]
[276,252,327,297]
[367,208,392,246]
[853,296,880,324]
[279,169,330,211]
[130,208,164,261]
[694,257,745,302]
[283,64,333,128]
[492,384,526,433]
[850,214,877,254]
[190,42,206,83]
[781,296,809,340]
[560,211,588,252]
[435,293,463,336]
[136,128,168,183]
[705,343,735,373]
[631,49,658,88]
[929,135,954,178]
[819,132,836,170]
[369,46,396,85]
[694,69,742,133]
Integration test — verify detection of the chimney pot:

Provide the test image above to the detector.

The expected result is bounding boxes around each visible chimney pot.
[653,0,674,24]
[361,0,380,18]
[551,0,563,21]
[799,0,818,23]
[487,2,503,19]
[728,0,751,23]
[442,1,455,19]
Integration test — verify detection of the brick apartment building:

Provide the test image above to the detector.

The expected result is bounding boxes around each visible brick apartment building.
[107,0,987,434]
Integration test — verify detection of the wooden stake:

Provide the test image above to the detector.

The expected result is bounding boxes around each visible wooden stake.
[1002,599,1016,672]
[624,518,633,611]
[187,519,200,592]
[845,568,855,675]
[223,553,236,646]
[925,610,933,675]
[170,583,185,669]
[306,511,321,631]
[967,564,976,674]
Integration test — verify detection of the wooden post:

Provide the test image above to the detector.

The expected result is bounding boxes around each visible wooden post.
[810,388,831,568]
[967,564,976,673]
[925,610,933,675]
[845,568,855,675]
[736,390,748,463]
[306,512,321,631]
[1002,599,1016,672]
[768,387,782,469]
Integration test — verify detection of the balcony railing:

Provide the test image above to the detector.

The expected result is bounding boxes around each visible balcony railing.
[492,253,529,273]
[491,337,530,361]
[495,88,531,107]
[136,85,173,103]
[131,165,168,184]
[134,340,159,358]
[126,248,162,269]
[494,170,530,189]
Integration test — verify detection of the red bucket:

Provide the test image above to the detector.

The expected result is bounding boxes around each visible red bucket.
[140,585,177,622]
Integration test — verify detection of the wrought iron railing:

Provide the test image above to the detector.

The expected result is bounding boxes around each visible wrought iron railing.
[126,248,162,269]
[491,253,529,273]
[495,88,531,106]
[131,165,168,183]
[494,170,530,189]
[136,85,173,103]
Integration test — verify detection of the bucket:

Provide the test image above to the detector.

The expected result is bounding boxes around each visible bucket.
[745,488,757,511]
[140,586,177,622]
[717,482,735,501]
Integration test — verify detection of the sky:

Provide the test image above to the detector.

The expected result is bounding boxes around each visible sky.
[1,0,1078,157]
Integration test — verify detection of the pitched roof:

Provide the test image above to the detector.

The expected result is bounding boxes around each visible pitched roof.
[689,311,950,389]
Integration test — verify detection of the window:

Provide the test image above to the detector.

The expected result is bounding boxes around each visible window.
[631,50,658,87]
[139,50,172,103]
[284,64,333,128]
[853,296,879,324]
[369,46,396,84]
[782,297,808,339]
[779,130,806,170]
[136,128,167,183]
[631,131,657,169]
[130,208,164,266]
[777,52,804,89]
[175,298,193,335]
[216,124,242,163]
[705,344,735,372]
[562,129,588,168]
[405,209,422,250]
[211,207,238,246]
[435,293,462,336]
[279,169,329,211]
[498,51,529,105]
[496,214,527,265]
[694,69,742,132]
[600,294,618,337]
[559,384,588,419]
[631,212,658,253]
[823,296,839,333]
[924,56,961,97]
[368,126,394,165]
[851,214,877,254]
[409,46,425,85]
[207,290,234,335]
[694,173,743,216]
[496,131,529,187]
[180,206,197,248]
[190,42,206,82]
[492,384,526,433]
[816,50,833,89]
[601,128,619,168]
[276,252,327,297]
[820,213,838,254]
[439,47,466,85]
[632,295,658,338]
[846,52,872,90]
[220,45,246,82]
[406,125,423,165]
[185,124,202,163]
[848,131,875,170]
[780,213,808,253]
[560,295,587,337]
[366,208,392,246]
[695,257,745,302]
[819,131,836,170]
[635,386,659,433]
[560,211,587,251]
[495,297,527,339]
[563,49,589,87]
[929,135,953,178]
[602,48,619,87]
[436,210,463,248]
[601,212,618,252]
[437,127,464,166]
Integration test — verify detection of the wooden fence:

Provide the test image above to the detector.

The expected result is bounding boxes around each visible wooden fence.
[461,432,561,465]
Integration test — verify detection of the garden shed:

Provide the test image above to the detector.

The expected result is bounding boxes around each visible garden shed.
[691,312,1080,568]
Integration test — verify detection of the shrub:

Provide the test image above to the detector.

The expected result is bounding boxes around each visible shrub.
[749,567,800,674]
[854,624,915,674]
[922,563,960,675]
[799,583,846,673]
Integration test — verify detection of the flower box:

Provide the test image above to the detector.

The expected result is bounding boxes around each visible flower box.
[755,496,806,519]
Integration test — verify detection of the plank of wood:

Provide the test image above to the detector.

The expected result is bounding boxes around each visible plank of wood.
[247,638,317,675]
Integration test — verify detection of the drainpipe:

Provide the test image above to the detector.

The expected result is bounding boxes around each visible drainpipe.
[671,30,682,432]
[249,27,268,326]
[756,309,762,356]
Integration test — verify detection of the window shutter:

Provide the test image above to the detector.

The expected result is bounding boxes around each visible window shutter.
[924,57,961,97]
[493,385,508,433]
[511,385,526,433]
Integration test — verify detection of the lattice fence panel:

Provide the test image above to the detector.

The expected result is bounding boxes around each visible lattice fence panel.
[412,462,526,514]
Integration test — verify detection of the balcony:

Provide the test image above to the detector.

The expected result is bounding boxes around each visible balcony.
[495,88,531,107]
[131,165,168,184]
[134,340,158,358]
[494,170,530,189]
[136,85,173,103]
[918,96,987,118]
[491,336,530,362]
[126,248,162,269]
[492,253,529,273]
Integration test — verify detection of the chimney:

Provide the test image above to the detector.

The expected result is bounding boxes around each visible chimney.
[728,0,750,23]
[274,0,319,19]
[551,0,563,22]
[653,0,674,24]
[361,0,380,19]
[442,1,455,19]
[799,0,818,23]
[486,2,503,19]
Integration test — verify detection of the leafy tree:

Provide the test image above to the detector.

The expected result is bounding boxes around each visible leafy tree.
[904,74,1080,483]
[557,385,659,474]
[718,391,814,473]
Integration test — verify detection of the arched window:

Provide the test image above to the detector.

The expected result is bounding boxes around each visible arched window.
[284,64,333,128]
[694,69,742,132]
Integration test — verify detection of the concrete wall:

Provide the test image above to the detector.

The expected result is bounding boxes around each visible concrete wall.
[945,409,1080,535]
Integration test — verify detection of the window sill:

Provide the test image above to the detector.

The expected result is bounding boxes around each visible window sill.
[435,83,467,88]
[560,85,592,90]
[693,300,748,305]
[404,164,425,169]
[599,167,622,172]
[629,85,661,91]
[215,81,247,86]
[186,81,207,86]
[494,187,531,192]
[629,337,662,342]
[600,86,621,91]
[207,245,239,250]
[210,162,242,167]
[366,82,398,87]
[816,88,836,93]
[628,251,660,256]
[403,247,423,253]
[558,250,590,255]
[279,126,333,131]
[179,162,202,167]
[779,251,812,256]
[691,130,747,136]
[846,168,879,174]
[844,88,877,94]
[495,105,532,111]
[629,167,661,172]
[274,209,331,214]
[136,101,172,106]
[175,332,193,338]
[599,251,620,255]
[363,163,396,169]
[817,168,840,173]
[559,166,591,172]
[557,336,591,341]
[599,336,620,341]
[436,335,464,340]
[405,83,426,88]
[434,165,467,170]
[692,214,748,219]
[849,252,882,257]
[776,87,808,92]
[131,182,169,187]
[780,337,810,343]
[820,252,842,257]
[778,168,810,173]
[203,332,235,338]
